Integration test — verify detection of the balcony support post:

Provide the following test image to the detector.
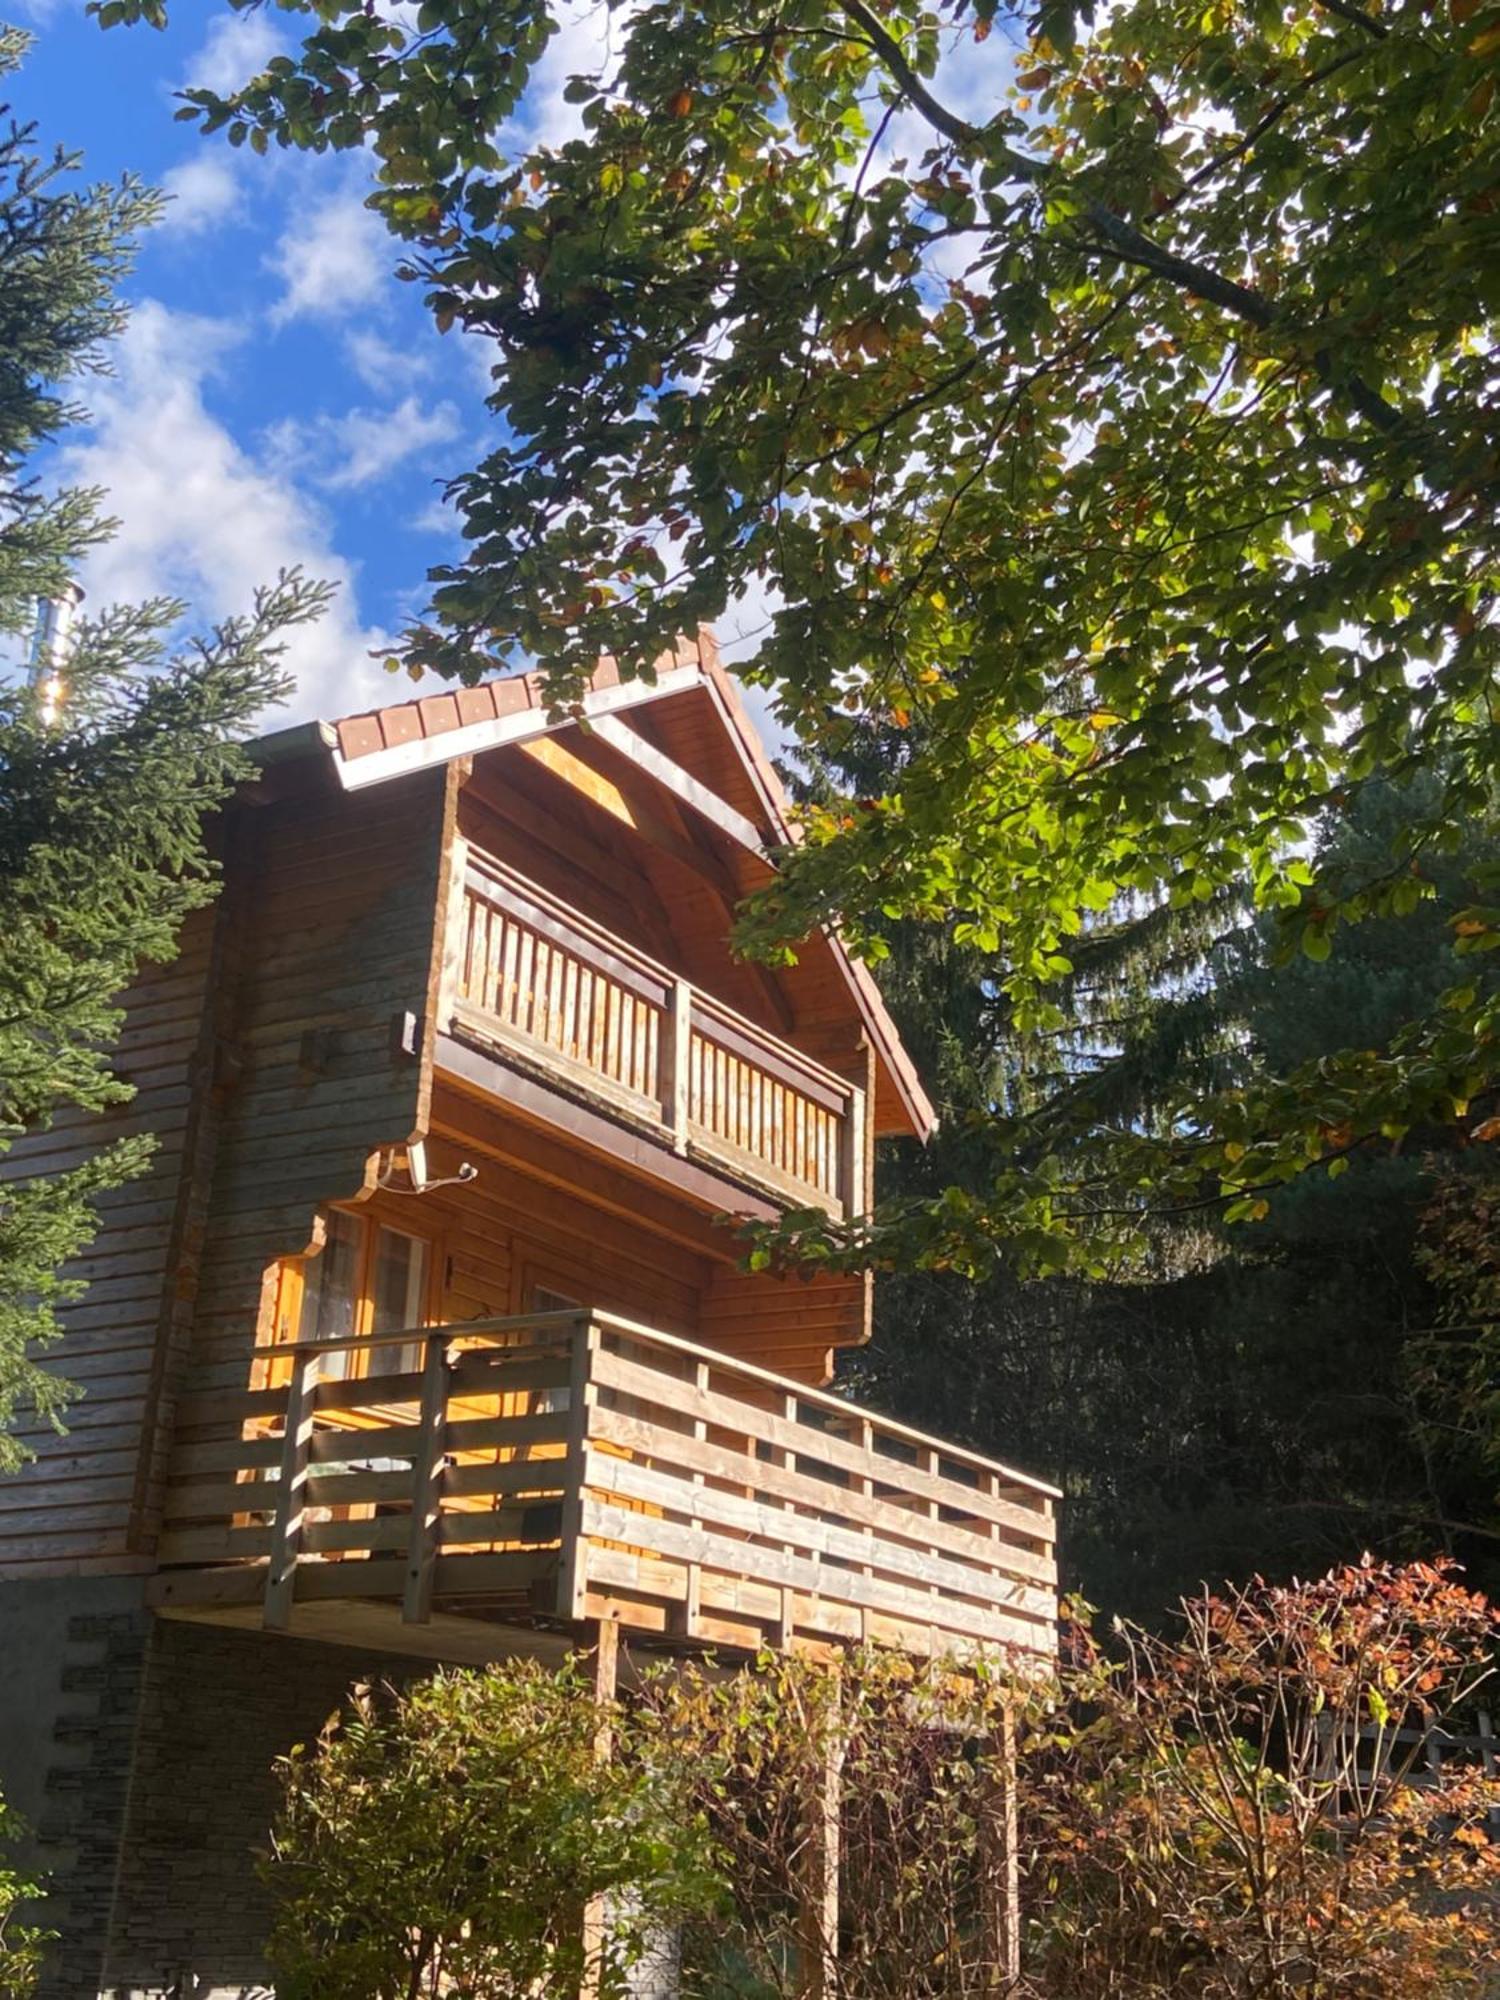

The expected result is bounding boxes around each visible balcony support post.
[579,1616,620,2000]
[795,1668,844,2000]
[839,1080,866,1221]
[978,1702,1022,1993]
[403,1333,452,1625]
[264,1350,316,1632]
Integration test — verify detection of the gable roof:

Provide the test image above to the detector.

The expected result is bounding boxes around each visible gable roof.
[294,630,935,1142]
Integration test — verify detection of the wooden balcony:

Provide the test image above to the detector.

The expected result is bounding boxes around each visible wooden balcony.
[443,857,865,1217]
[150,1312,1059,1665]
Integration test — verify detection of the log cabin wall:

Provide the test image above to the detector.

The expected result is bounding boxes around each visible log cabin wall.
[0,686,892,1577]
[0,907,219,1575]
[0,761,454,1577]
[161,764,454,1516]
[424,1080,864,1382]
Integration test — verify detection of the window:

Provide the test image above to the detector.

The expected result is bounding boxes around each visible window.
[367,1225,429,1377]
[272,1209,434,1383]
[524,1276,582,1413]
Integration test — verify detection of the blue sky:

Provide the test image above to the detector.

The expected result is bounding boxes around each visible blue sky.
[10,1,1014,738]
[9,1,524,725]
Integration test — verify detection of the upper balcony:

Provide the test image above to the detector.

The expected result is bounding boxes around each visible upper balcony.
[439,853,866,1220]
[148,1309,1059,1667]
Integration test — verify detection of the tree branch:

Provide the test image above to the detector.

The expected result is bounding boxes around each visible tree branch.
[834,0,1414,443]
[1313,0,1390,40]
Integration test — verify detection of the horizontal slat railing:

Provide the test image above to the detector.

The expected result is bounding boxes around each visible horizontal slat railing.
[158,1311,1060,1661]
[449,857,862,1216]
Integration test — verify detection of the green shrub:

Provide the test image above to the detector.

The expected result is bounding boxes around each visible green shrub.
[262,1656,720,2000]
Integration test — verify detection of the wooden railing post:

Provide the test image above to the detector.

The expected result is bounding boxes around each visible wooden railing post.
[669,1358,709,1642]
[659,977,692,1154]
[264,1349,316,1631]
[556,1315,601,1621]
[839,1082,866,1220]
[403,1331,452,1625]
[579,1616,621,2000]
[978,1703,1022,1993]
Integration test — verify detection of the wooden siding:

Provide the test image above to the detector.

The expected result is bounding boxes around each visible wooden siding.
[427,1078,864,1382]
[698,1263,868,1386]
[0,910,218,1574]
[0,769,451,1577]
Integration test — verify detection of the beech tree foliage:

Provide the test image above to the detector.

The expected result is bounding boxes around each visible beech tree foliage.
[841,775,1500,1616]
[109,0,1500,1270]
[0,29,327,1465]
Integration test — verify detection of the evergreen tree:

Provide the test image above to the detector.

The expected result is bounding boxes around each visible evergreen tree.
[0,28,328,1469]
[843,777,1500,1621]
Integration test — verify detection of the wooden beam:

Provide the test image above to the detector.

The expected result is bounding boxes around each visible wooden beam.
[795,1672,844,2000]
[585,713,768,855]
[434,1033,782,1232]
[559,727,799,1038]
[580,1616,621,2000]
[516,727,792,1030]
[979,1705,1022,1993]
[402,1334,450,1625]
[520,735,740,905]
[263,1350,315,1631]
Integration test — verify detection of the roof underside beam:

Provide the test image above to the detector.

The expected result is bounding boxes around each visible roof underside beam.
[583,713,769,856]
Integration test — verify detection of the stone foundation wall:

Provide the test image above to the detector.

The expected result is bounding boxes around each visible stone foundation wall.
[0,1573,152,1998]
[0,1585,424,2000]
[101,1619,421,1999]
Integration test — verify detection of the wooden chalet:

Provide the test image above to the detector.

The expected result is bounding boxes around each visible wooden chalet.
[0,629,1059,1996]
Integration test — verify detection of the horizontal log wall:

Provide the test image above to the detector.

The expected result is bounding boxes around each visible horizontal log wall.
[0,911,219,1574]
[0,768,453,1577]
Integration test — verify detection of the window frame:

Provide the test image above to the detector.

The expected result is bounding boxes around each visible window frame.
[265,1205,441,1387]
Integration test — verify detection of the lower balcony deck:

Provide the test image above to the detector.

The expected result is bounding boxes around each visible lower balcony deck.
[149,1311,1059,1668]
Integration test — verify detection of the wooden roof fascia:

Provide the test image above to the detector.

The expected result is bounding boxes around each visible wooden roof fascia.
[331,665,702,793]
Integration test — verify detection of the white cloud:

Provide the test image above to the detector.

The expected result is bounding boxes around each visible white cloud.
[159,153,241,237]
[266,394,462,493]
[344,327,432,396]
[269,188,390,326]
[56,300,398,725]
[409,495,461,535]
[181,10,286,98]
[512,0,615,153]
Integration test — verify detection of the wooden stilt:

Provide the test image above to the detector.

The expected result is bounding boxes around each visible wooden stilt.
[580,1618,620,2000]
[978,1704,1021,1993]
[795,1675,844,2000]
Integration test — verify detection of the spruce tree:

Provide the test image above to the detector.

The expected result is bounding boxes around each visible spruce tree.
[840,773,1500,1620]
[0,28,328,1469]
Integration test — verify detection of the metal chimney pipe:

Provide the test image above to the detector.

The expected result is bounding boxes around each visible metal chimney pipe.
[27,581,83,724]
